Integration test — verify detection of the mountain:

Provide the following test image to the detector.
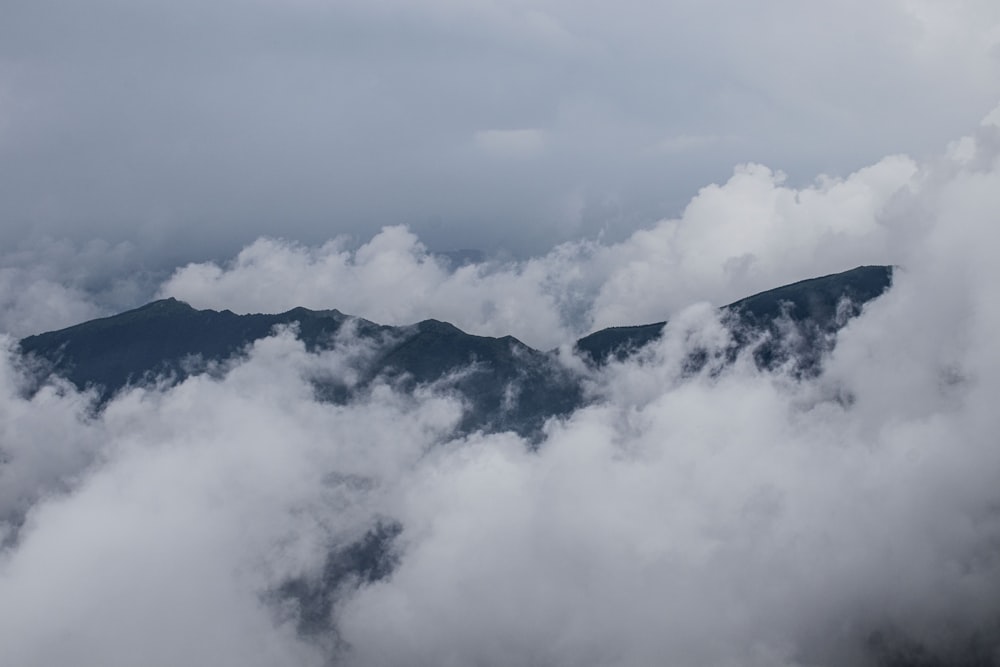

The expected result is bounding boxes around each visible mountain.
[18,266,891,439]
[17,297,583,439]
[575,264,893,370]
[13,265,899,651]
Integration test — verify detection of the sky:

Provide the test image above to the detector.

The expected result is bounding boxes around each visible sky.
[3,1,1000,665]
[2,0,1000,263]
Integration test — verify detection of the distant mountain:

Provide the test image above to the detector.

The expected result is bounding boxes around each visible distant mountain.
[18,265,892,439]
[14,265,895,647]
[18,299,582,439]
[577,265,893,372]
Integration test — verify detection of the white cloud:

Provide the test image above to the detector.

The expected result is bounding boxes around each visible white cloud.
[159,226,579,348]
[160,150,919,347]
[982,101,1000,128]
[329,145,1000,658]
[0,329,465,666]
[586,153,919,329]
[0,238,153,337]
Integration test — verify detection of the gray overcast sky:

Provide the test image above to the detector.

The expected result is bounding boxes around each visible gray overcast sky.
[2,0,999,261]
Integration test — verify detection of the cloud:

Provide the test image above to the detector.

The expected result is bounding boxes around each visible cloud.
[0,329,465,666]
[0,238,157,338]
[158,226,581,349]
[585,153,919,330]
[159,151,917,348]
[330,126,1000,660]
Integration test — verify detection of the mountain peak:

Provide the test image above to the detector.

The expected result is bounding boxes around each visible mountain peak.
[140,297,195,312]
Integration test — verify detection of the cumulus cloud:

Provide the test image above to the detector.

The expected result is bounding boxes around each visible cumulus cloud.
[0,330,465,666]
[160,150,917,348]
[1,113,1000,666]
[585,153,919,330]
[158,226,582,349]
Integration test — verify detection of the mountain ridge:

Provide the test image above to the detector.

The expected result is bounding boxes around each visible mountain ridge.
[11,264,902,651]
[18,265,893,437]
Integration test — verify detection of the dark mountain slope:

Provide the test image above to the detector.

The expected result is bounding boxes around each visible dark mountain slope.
[18,299,580,438]
[18,265,892,437]
[575,265,893,370]
[18,298,381,400]
[373,319,580,435]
